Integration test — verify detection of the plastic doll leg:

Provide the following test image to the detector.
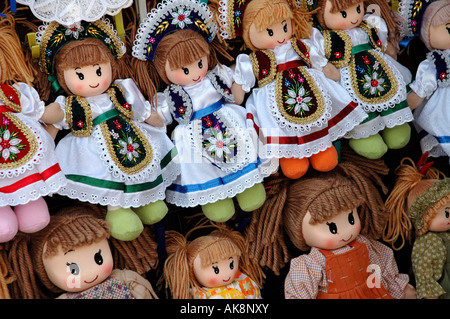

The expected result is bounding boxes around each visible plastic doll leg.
[381,123,411,150]
[310,146,338,172]
[105,207,144,241]
[132,200,169,225]
[235,182,266,212]
[279,157,310,179]
[14,197,50,233]
[201,198,236,222]
[0,206,18,243]
[348,133,388,159]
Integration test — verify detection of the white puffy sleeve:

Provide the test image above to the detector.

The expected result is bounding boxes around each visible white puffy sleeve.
[302,28,328,70]
[233,53,256,93]
[115,78,152,122]
[365,14,389,50]
[214,64,234,87]
[409,59,438,99]
[155,92,173,126]
[13,82,45,121]
[52,95,69,130]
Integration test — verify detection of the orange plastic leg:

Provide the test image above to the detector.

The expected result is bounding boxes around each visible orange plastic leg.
[280,157,309,179]
[310,146,338,172]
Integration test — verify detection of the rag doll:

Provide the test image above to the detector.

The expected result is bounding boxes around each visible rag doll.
[384,154,450,299]
[212,0,368,179]
[400,0,450,161]
[313,0,414,159]
[132,0,278,222]
[0,14,67,243]
[245,146,415,298]
[7,203,159,299]
[163,224,264,299]
[34,18,180,241]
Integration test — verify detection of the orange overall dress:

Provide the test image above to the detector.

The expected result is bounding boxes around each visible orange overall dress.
[317,240,394,299]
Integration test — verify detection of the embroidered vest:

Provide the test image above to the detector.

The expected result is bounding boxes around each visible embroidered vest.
[322,21,399,105]
[249,38,327,127]
[427,50,450,88]
[0,84,38,170]
[65,84,153,175]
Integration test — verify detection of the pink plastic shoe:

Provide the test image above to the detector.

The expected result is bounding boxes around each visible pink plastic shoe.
[15,197,50,233]
[0,206,18,243]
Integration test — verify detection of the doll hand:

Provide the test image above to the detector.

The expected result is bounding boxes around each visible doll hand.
[322,63,341,82]
[407,91,425,110]
[144,110,164,127]
[385,42,399,60]
[231,82,246,105]
[40,102,64,124]
[402,283,416,299]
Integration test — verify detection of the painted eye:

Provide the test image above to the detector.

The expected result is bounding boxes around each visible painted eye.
[198,59,203,69]
[266,28,274,36]
[445,209,450,219]
[229,260,234,270]
[326,222,338,234]
[182,67,189,75]
[66,262,80,275]
[348,211,355,225]
[356,5,361,14]
[212,265,219,274]
[76,72,84,80]
[340,11,347,18]
[94,249,103,265]
[283,24,288,33]
[96,67,102,77]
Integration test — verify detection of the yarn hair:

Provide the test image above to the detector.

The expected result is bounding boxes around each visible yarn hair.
[241,0,313,51]
[383,157,447,250]
[163,224,264,299]
[0,14,34,85]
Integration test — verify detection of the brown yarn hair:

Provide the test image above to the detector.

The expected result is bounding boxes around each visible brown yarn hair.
[7,203,159,299]
[245,146,389,273]
[383,157,447,250]
[163,224,264,299]
[0,14,34,85]
[315,0,402,44]
[132,29,232,103]
[241,0,314,51]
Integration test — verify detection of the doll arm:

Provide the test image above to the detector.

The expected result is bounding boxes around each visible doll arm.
[40,102,64,124]
[284,254,322,299]
[155,92,174,126]
[411,234,447,299]
[408,60,438,110]
[110,269,159,299]
[233,54,256,93]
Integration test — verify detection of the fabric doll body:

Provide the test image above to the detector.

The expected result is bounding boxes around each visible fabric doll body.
[57,269,156,299]
[0,82,66,206]
[412,231,450,299]
[157,64,278,211]
[284,234,410,299]
[53,78,179,208]
[192,271,262,299]
[234,28,367,170]
[410,50,450,159]
[319,13,414,158]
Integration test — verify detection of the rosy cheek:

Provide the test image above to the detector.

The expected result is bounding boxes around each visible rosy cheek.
[208,277,219,286]
[102,262,113,276]
[76,83,85,93]
[102,79,110,88]
[323,238,338,250]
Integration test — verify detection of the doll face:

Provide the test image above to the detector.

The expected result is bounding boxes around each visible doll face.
[428,20,450,50]
[193,254,240,288]
[302,208,361,250]
[428,200,450,232]
[63,62,112,97]
[248,19,293,50]
[322,0,365,30]
[165,55,208,87]
[42,238,113,292]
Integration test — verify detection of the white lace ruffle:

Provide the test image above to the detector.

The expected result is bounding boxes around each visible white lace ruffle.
[17,0,132,25]
[132,0,218,61]
[165,158,278,207]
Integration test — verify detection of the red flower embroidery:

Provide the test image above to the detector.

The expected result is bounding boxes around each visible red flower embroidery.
[440,73,447,80]
[362,55,370,65]
[376,40,382,47]
[113,120,122,129]
[123,102,131,110]
[261,69,268,76]
[288,69,295,78]
[224,88,230,95]
[178,106,185,114]
[334,52,342,59]
[205,116,213,127]
[77,121,84,128]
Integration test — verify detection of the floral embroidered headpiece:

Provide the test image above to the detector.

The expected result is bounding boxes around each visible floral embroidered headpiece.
[36,18,125,91]
[398,0,437,39]
[132,0,217,61]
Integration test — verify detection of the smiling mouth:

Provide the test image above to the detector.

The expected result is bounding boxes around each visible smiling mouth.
[193,76,201,82]
[89,83,99,88]
[223,277,231,282]
[277,39,286,44]
[341,235,353,242]
[351,20,359,25]
[84,275,98,284]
